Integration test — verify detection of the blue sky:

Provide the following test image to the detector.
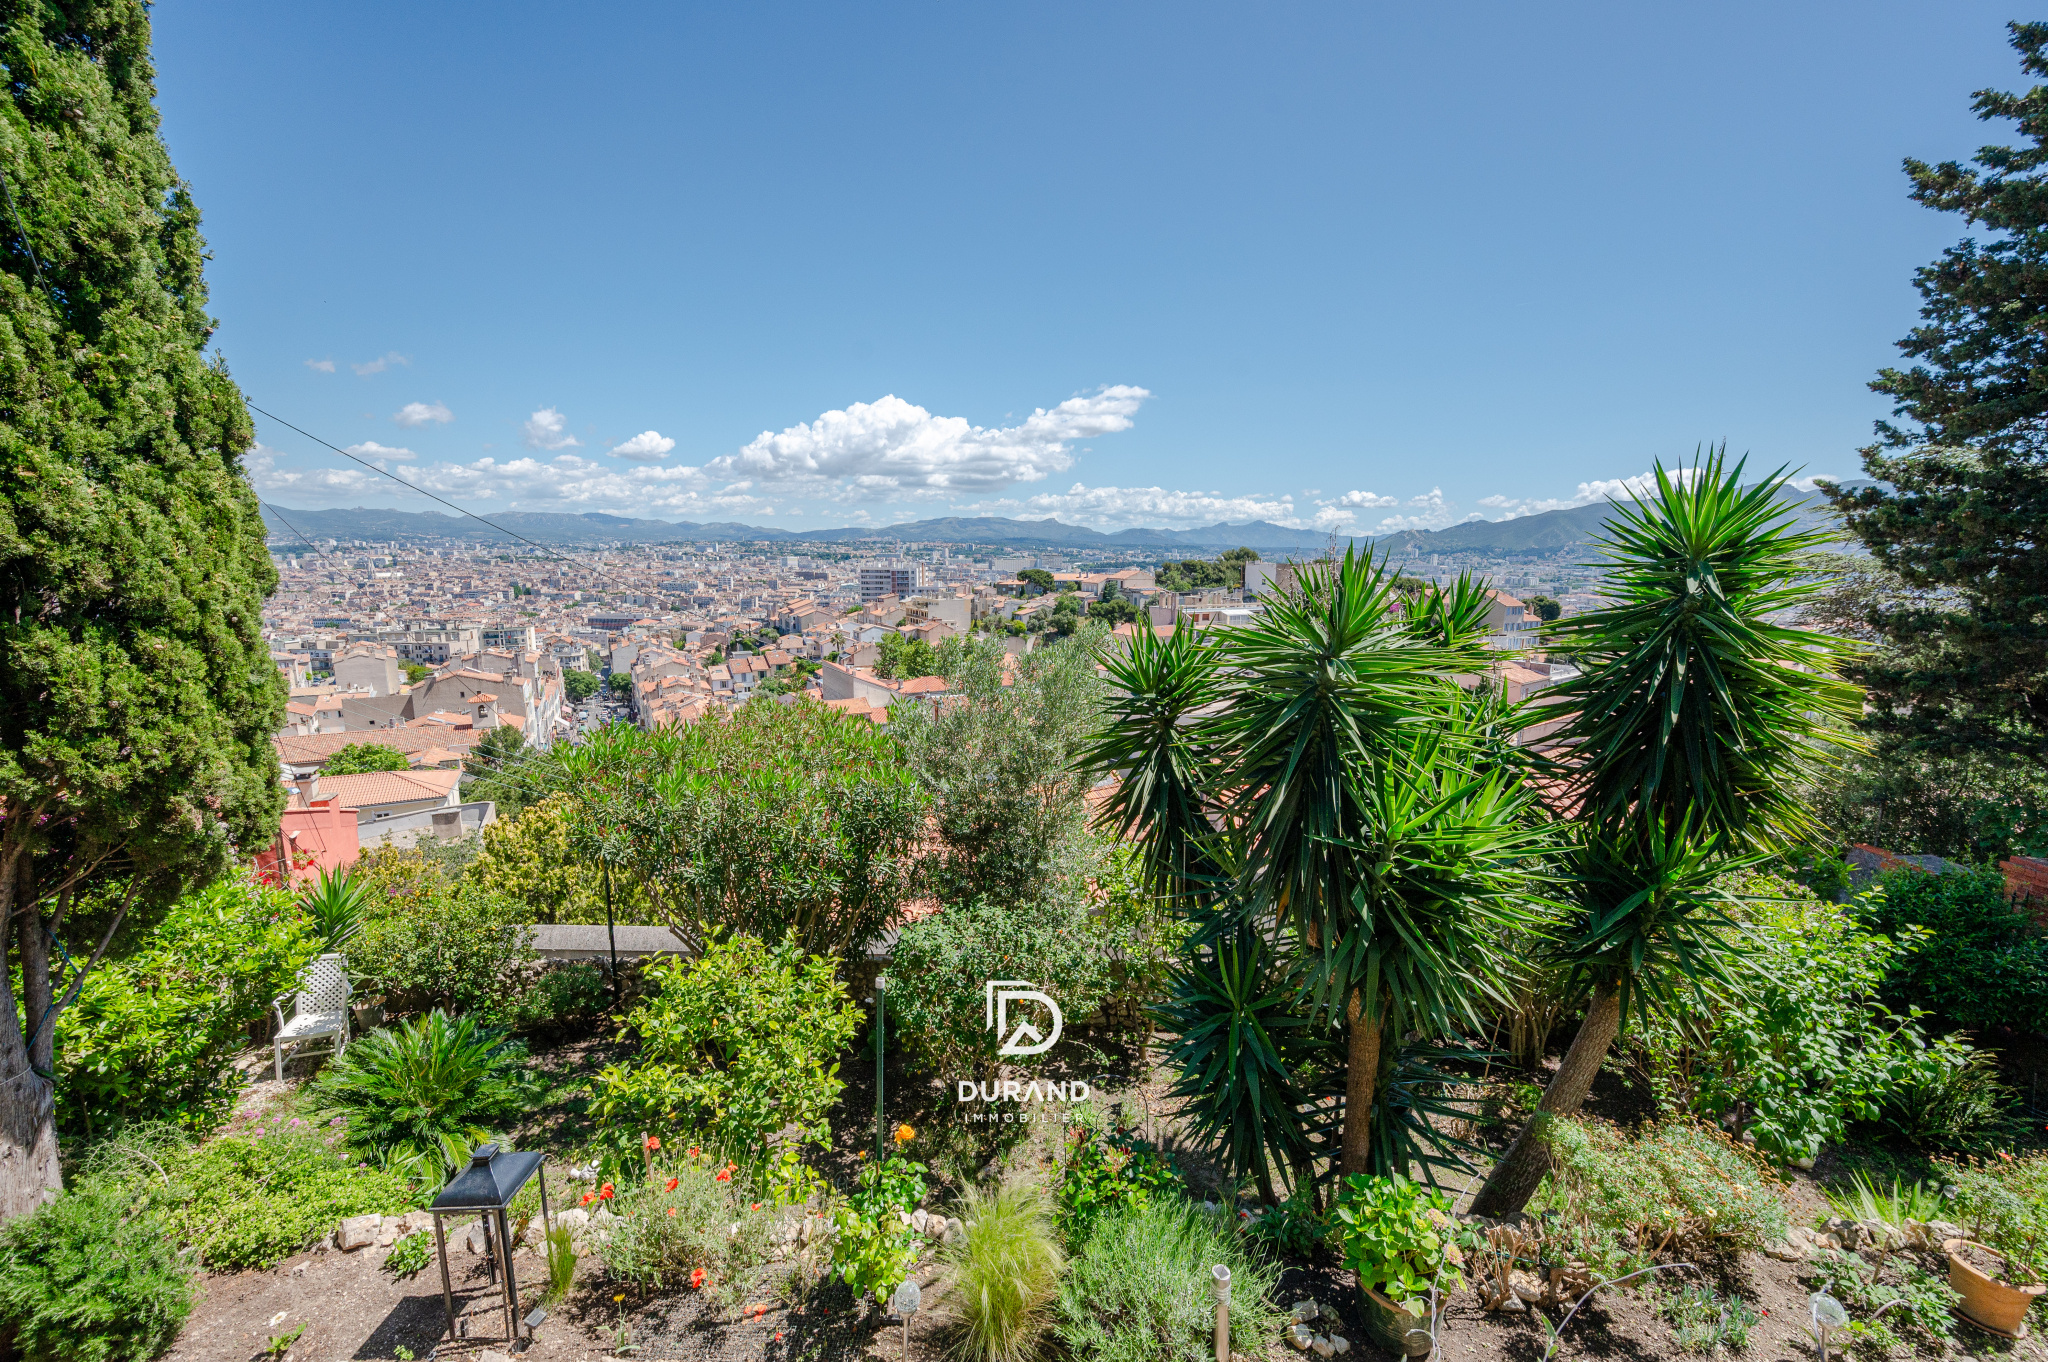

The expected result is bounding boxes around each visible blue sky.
[156,1,2021,533]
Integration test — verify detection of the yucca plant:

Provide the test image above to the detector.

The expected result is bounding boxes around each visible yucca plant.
[1091,552,1559,1178]
[307,1010,534,1177]
[1469,450,1864,1216]
[297,865,372,952]
[940,1180,1065,1362]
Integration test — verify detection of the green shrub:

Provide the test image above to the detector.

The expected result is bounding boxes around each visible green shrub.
[596,1158,776,1300]
[149,1124,421,1271]
[308,1010,536,1176]
[940,1180,1065,1362]
[512,962,612,1033]
[590,928,859,1167]
[1657,1284,1761,1353]
[1943,1153,2048,1283]
[56,875,316,1136]
[1056,1125,1177,1245]
[831,1155,930,1304]
[323,742,412,774]
[385,1229,432,1278]
[1055,1196,1286,1362]
[1856,868,2048,1032]
[1332,1175,1463,1313]
[351,883,536,1021]
[889,897,1109,1080]
[1634,880,1961,1162]
[0,1185,194,1362]
[1537,1118,1789,1254]
[1880,1045,2017,1150]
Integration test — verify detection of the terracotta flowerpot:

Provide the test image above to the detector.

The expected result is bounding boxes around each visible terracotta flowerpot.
[1946,1239,2046,1338]
[1360,1285,1435,1357]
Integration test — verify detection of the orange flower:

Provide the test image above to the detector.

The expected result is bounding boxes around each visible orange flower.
[580,1193,593,1206]
[600,1182,616,1199]
[688,1146,701,1158]
[665,1176,679,1192]
[645,1135,662,1152]
[715,1169,731,1183]
[667,1206,678,1217]
[690,1266,707,1289]
[894,1122,915,1145]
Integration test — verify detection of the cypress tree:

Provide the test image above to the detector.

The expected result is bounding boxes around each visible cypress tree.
[0,1,283,1217]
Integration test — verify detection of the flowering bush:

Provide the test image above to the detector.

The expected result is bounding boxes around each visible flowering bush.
[56,875,316,1136]
[595,1153,775,1300]
[590,928,859,1167]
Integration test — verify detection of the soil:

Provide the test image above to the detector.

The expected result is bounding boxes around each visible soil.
[167,1026,2048,1362]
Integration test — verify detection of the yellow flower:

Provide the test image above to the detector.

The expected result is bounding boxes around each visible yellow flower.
[894,1123,916,1145]
[614,1292,626,1303]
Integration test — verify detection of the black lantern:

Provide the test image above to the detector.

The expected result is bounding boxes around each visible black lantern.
[428,1143,553,1345]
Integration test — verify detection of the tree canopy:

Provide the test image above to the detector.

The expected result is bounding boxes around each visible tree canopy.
[0,0,283,1217]
[323,743,410,776]
[1829,21,2048,777]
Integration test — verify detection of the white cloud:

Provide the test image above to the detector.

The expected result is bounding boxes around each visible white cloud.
[611,430,676,461]
[1789,473,1842,492]
[394,401,453,428]
[304,358,335,373]
[523,407,580,450]
[1473,468,1710,521]
[1338,490,1397,508]
[351,352,410,377]
[345,440,417,463]
[707,386,1149,500]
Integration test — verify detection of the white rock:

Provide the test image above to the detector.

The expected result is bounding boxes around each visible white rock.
[1494,1295,1528,1313]
[1331,1336,1351,1354]
[1312,1335,1335,1357]
[1287,1324,1315,1351]
[911,1208,931,1234]
[480,1350,514,1362]
[896,1210,913,1227]
[335,1214,381,1251]
[374,1222,399,1248]
[556,1208,590,1232]
[1509,1269,1546,1303]
[1792,1156,1816,1171]
[1291,1300,1321,1322]
[948,1216,966,1241]
[1928,1220,1965,1243]
[464,1221,491,1256]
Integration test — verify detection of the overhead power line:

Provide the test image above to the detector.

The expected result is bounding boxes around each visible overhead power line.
[245,402,635,589]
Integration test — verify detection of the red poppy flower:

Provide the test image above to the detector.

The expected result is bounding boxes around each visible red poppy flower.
[689,1146,701,1158]
[580,1193,593,1206]
[690,1266,707,1289]
[665,1176,679,1192]
[645,1135,661,1151]
[667,1207,678,1217]
[600,1182,616,1199]
[715,1169,731,1182]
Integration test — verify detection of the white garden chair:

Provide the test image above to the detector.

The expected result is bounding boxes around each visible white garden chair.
[273,951,351,1080]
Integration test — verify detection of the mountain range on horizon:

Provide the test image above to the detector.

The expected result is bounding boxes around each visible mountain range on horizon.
[259,482,1863,559]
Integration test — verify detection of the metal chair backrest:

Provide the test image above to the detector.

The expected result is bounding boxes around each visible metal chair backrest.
[296,952,351,1019]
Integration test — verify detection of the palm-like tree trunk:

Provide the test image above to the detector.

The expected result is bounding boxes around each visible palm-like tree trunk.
[1467,982,1620,1217]
[1340,991,1383,1176]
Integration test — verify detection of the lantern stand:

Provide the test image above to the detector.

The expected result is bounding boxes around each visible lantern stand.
[428,1143,553,1347]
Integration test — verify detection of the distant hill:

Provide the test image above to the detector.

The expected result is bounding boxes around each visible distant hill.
[258,485,1869,557]
[258,506,1339,552]
[1367,482,1869,560]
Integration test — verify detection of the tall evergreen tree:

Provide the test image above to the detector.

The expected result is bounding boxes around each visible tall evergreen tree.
[0,1,283,1218]
[1828,21,2048,775]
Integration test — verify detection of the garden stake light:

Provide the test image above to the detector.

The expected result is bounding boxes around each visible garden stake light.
[1211,1263,1231,1362]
